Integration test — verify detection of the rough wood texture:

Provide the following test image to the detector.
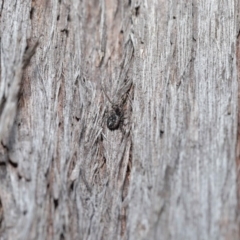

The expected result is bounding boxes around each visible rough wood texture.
[0,0,239,239]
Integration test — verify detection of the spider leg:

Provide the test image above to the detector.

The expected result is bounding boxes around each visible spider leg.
[100,82,115,105]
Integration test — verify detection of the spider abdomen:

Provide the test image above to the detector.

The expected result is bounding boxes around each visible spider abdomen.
[107,110,121,130]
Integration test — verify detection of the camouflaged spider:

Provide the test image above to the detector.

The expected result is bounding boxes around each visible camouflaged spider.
[101,80,132,131]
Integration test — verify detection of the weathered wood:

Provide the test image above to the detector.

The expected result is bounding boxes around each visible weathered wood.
[0,0,239,239]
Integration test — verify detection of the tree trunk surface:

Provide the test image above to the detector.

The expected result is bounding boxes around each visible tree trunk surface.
[0,0,240,239]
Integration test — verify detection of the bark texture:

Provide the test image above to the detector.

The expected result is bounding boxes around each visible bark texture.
[0,0,240,240]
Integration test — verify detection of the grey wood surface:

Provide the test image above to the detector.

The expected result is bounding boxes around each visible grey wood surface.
[0,0,239,239]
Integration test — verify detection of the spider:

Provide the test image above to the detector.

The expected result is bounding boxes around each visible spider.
[106,106,123,131]
[101,80,132,131]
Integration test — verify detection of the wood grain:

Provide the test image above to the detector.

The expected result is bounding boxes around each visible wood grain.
[0,0,239,239]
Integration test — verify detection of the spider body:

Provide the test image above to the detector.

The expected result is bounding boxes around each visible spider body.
[107,107,123,131]
[101,77,132,131]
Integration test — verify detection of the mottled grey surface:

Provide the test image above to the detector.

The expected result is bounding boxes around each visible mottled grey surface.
[0,0,239,239]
